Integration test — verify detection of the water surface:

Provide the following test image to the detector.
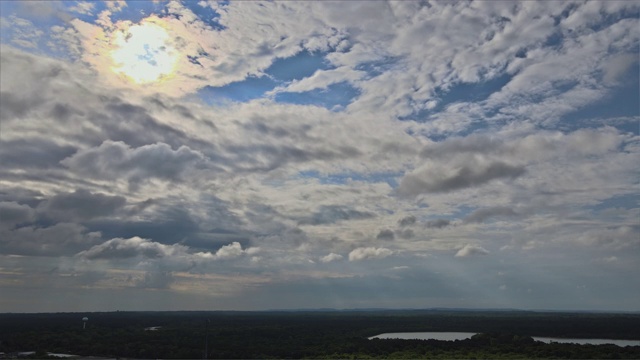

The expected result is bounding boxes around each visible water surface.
[368,332,475,341]
[533,337,640,347]
[369,332,640,347]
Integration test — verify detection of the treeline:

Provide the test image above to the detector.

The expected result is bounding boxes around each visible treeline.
[0,310,639,358]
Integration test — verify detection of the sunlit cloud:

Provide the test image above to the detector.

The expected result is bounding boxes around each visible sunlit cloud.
[110,22,179,84]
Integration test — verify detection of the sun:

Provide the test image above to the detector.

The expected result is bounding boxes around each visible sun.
[110,22,179,84]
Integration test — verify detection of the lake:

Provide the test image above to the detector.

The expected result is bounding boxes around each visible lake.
[369,332,475,341]
[533,337,640,347]
[368,332,640,347]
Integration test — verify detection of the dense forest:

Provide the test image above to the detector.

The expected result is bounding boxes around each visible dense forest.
[1,310,639,359]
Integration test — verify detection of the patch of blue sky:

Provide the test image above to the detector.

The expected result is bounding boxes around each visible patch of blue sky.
[449,205,476,219]
[399,74,513,140]
[354,56,403,78]
[552,2,580,26]
[0,2,65,39]
[62,3,102,23]
[401,73,513,123]
[407,122,491,143]
[589,9,640,33]
[298,170,401,188]
[275,81,360,111]
[557,65,639,134]
[199,76,278,104]
[593,194,640,212]
[108,1,166,24]
[265,50,332,82]
[542,30,564,50]
[179,1,225,30]
[184,2,226,30]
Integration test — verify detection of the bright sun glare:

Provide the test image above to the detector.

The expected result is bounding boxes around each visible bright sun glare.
[110,22,178,84]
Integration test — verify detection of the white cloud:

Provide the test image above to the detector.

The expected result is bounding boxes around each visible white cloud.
[215,242,259,260]
[215,242,244,259]
[319,253,343,263]
[272,67,366,94]
[104,0,127,13]
[78,236,183,260]
[599,256,619,263]
[348,247,393,261]
[68,1,95,15]
[455,244,490,257]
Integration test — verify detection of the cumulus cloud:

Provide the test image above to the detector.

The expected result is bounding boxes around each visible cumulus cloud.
[398,160,525,196]
[37,189,126,222]
[455,244,490,257]
[61,141,209,185]
[376,229,395,241]
[78,236,184,260]
[398,215,416,227]
[320,253,343,263]
[214,242,244,259]
[426,219,451,229]
[213,241,260,260]
[348,247,393,261]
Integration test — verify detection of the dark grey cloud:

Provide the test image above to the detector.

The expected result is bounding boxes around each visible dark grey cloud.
[398,229,414,239]
[376,229,395,241]
[398,161,525,195]
[61,140,209,186]
[0,187,45,208]
[426,219,451,228]
[0,222,102,256]
[0,139,76,169]
[97,100,215,150]
[398,215,416,227]
[420,134,504,159]
[0,201,35,230]
[0,47,66,123]
[0,91,39,122]
[37,189,126,222]
[85,195,246,252]
[463,206,519,224]
[227,143,361,173]
[244,203,290,235]
[241,116,310,140]
[1,48,223,163]
[297,205,376,225]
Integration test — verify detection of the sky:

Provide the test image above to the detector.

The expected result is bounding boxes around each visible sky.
[0,0,638,313]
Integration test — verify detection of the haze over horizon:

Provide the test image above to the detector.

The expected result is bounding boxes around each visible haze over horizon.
[0,0,638,313]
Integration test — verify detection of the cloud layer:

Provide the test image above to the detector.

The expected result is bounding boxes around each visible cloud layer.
[0,0,638,312]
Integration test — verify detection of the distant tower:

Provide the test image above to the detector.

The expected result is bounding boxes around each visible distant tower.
[82,317,88,330]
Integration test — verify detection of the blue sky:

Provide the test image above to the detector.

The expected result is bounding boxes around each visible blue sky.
[0,0,638,312]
